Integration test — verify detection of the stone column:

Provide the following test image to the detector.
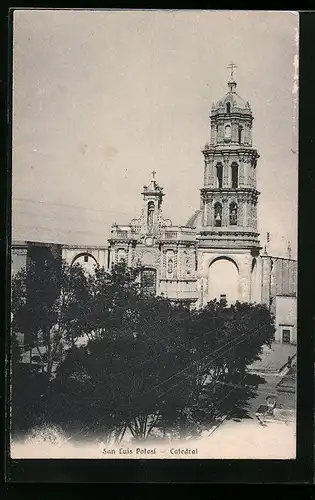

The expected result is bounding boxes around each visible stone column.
[161,248,166,278]
[222,197,228,226]
[203,160,208,186]
[243,158,249,186]
[231,120,238,142]
[174,248,178,279]
[244,123,249,144]
[238,198,244,226]
[177,246,182,278]
[249,124,252,145]
[239,157,245,187]
[253,202,258,231]
[239,255,251,302]
[223,157,229,187]
[218,121,224,143]
[206,202,212,226]
[202,200,207,226]
[252,163,257,188]
[243,199,248,227]
[208,159,214,187]
[248,202,253,228]
[246,163,251,187]
[210,123,215,145]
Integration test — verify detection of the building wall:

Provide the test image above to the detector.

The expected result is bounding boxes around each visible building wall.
[273,258,297,297]
[261,254,297,306]
[275,295,297,344]
[11,245,28,277]
[11,241,63,277]
[62,246,110,272]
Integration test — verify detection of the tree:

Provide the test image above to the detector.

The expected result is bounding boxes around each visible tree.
[11,259,90,379]
[82,260,143,341]
[48,277,276,442]
[50,293,194,442]
[12,258,276,441]
[180,300,275,427]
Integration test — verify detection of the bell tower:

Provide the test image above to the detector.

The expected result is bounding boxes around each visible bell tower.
[197,64,261,305]
[140,171,165,235]
[200,64,260,249]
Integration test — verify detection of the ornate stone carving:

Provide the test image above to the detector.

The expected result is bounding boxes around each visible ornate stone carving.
[185,251,193,275]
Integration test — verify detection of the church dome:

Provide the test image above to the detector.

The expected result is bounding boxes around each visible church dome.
[212,80,251,114]
[185,210,202,229]
[218,91,246,108]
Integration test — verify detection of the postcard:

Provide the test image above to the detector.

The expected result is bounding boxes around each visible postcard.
[10,9,298,461]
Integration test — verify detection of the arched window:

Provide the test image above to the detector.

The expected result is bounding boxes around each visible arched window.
[238,125,243,144]
[231,162,238,188]
[229,202,238,226]
[216,163,223,189]
[214,202,222,227]
[226,102,231,114]
[224,124,231,139]
[147,201,154,227]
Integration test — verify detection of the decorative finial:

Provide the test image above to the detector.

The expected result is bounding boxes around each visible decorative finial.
[227,62,238,92]
[287,241,292,259]
[227,61,238,81]
[152,170,156,181]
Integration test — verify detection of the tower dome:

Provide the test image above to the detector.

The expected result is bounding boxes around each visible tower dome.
[212,79,251,116]
[212,63,252,117]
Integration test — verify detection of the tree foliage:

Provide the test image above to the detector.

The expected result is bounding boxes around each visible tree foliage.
[11,260,90,378]
[11,259,275,441]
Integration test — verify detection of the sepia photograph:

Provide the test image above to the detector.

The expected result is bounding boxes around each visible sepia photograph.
[10,9,298,460]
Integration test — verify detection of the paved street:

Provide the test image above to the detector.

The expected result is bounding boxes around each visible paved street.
[234,342,297,419]
[203,343,297,459]
[200,360,296,459]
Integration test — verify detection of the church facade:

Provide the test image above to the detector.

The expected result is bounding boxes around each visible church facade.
[12,73,297,345]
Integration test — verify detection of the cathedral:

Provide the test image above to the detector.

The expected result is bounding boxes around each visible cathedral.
[12,71,297,345]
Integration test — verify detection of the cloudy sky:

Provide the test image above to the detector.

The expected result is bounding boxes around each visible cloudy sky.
[12,10,298,258]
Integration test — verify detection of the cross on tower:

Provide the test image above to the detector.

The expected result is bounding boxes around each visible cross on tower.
[227,62,238,81]
[152,170,156,180]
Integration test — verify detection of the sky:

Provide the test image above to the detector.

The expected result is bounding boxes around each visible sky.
[12,10,299,259]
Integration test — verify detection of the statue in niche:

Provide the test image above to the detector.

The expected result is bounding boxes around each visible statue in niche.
[167,259,174,274]
[117,249,126,262]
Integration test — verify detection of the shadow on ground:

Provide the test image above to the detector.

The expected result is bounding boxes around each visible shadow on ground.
[228,372,267,421]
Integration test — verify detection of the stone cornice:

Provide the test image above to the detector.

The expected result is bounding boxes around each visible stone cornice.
[197,231,260,237]
[210,111,253,120]
[197,241,262,250]
[159,277,198,283]
[108,238,137,245]
[202,147,260,159]
[200,187,260,199]
[63,244,109,250]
